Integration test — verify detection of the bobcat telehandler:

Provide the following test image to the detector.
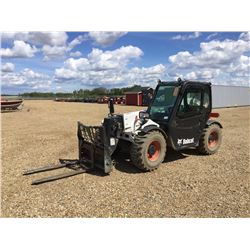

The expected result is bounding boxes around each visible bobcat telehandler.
[24,79,222,184]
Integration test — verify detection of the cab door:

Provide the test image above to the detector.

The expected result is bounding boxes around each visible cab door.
[169,85,211,150]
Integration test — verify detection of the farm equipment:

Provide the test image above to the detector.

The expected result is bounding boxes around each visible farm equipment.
[24,79,222,184]
[1,98,23,111]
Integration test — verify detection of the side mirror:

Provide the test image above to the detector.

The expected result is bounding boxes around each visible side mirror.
[139,111,149,119]
[108,98,114,115]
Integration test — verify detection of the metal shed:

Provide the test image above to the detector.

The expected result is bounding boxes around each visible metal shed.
[125,92,143,106]
[212,85,250,108]
[125,88,154,106]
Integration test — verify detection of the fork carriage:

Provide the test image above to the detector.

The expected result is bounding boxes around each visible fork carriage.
[23,120,116,185]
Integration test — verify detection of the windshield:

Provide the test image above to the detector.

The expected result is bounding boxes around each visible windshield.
[149,85,179,121]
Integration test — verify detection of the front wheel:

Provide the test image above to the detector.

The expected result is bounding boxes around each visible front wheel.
[197,124,222,155]
[130,131,166,171]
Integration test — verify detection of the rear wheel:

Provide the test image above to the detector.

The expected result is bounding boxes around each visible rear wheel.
[130,131,166,171]
[198,124,222,155]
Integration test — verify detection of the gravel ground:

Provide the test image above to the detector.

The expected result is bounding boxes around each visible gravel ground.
[1,100,249,217]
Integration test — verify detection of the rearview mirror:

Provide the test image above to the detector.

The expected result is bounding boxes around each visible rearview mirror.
[139,111,149,119]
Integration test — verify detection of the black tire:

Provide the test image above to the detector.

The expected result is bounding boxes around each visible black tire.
[130,131,166,171]
[198,124,222,155]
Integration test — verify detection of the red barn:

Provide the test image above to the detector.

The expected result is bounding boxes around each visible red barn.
[125,92,143,106]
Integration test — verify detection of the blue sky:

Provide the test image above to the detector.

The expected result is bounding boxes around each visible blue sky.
[1,32,249,94]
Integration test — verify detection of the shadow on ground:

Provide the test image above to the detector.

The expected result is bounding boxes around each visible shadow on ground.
[24,148,204,185]
[112,147,202,174]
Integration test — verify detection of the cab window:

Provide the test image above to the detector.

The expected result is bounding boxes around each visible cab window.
[177,88,202,117]
[149,85,179,121]
[203,87,211,111]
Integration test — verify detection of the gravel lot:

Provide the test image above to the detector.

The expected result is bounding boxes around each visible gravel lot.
[1,100,249,217]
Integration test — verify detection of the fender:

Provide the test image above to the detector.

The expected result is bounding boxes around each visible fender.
[206,119,223,128]
[138,125,168,141]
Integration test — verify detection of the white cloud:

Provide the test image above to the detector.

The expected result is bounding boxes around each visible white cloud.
[88,32,127,46]
[68,35,86,50]
[70,51,82,57]
[87,70,125,84]
[130,64,166,75]
[1,32,30,41]
[1,32,72,60]
[64,57,91,71]
[21,68,45,79]
[55,45,143,79]
[228,55,250,77]
[55,45,165,86]
[171,32,201,40]
[186,69,221,80]
[1,68,51,90]
[125,64,166,85]
[86,64,166,85]
[40,34,86,60]
[88,46,143,71]
[55,68,80,80]
[168,34,250,85]
[239,31,250,41]
[1,32,68,46]
[169,37,250,69]
[42,35,86,60]
[29,32,68,46]
[0,40,38,58]
[42,45,67,60]
[206,32,218,40]
[0,32,125,61]
[1,62,15,72]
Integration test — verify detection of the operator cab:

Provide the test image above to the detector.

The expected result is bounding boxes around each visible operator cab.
[148,81,180,122]
[147,79,212,150]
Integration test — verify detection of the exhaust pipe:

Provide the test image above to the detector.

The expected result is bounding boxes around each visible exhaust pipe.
[108,98,114,115]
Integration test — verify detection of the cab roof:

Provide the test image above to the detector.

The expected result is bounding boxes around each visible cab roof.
[158,79,211,87]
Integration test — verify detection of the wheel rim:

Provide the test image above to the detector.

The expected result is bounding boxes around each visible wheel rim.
[147,141,161,161]
[208,131,218,148]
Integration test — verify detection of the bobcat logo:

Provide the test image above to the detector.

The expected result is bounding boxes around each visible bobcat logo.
[177,139,183,146]
[177,138,194,146]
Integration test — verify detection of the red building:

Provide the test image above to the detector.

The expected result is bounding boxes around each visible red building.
[125,88,154,106]
[125,92,143,106]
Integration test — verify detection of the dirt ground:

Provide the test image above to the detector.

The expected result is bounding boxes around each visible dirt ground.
[1,100,249,217]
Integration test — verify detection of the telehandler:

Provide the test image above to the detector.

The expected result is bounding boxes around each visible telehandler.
[24,79,222,184]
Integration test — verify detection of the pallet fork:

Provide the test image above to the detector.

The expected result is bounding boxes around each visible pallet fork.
[23,159,91,185]
[23,121,115,185]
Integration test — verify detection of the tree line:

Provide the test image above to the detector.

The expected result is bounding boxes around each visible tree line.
[19,85,145,98]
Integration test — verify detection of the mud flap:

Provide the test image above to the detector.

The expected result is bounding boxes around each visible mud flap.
[77,121,114,174]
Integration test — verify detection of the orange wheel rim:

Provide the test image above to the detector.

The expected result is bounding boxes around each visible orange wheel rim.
[208,131,218,148]
[147,141,161,161]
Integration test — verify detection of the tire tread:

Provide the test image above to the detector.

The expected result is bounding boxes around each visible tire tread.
[198,124,222,155]
[130,131,166,171]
